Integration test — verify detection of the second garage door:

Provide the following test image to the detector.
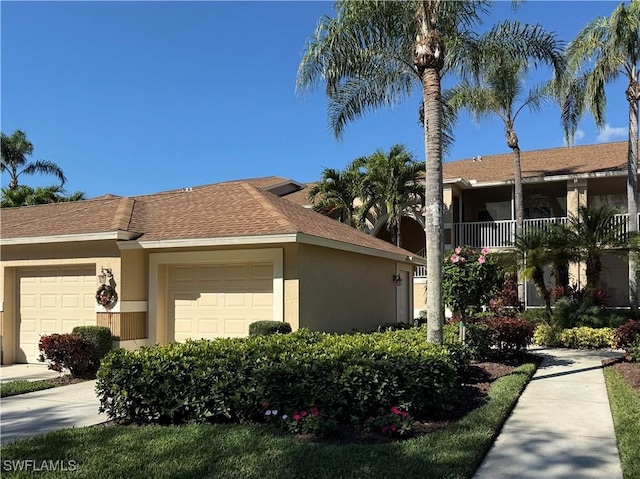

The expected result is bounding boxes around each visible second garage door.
[18,265,96,363]
[169,262,273,341]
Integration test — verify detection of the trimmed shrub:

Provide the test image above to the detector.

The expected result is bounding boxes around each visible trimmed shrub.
[558,327,615,349]
[72,326,113,360]
[533,324,560,347]
[444,322,492,361]
[248,321,292,336]
[480,317,535,352]
[613,320,640,351]
[38,333,98,379]
[96,328,459,426]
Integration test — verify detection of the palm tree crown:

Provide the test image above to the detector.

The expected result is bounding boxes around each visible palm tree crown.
[563,1,640,308]
[1,130,66,190]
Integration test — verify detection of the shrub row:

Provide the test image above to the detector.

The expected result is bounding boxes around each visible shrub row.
[248,321,292,336]
[534,324,615,349]
[96,328,460,426]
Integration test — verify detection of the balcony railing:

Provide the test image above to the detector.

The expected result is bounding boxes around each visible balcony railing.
[454,216,570,249]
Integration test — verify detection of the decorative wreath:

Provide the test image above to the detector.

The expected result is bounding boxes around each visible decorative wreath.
[96,284,118,308]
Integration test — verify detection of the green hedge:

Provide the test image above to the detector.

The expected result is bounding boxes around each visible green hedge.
[534,324,615,349]
[96,328,461,426]
[248,321,292,336]
[444,322,492,361]
[72,326,113,360]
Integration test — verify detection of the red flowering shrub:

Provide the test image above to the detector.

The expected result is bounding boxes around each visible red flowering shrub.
[480,317,535,352]
[613,320,640,351]
[38,333,98,379]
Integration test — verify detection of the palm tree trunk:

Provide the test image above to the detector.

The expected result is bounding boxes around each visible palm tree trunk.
[422,67,444,345]
[397,216,402,248]
[532,266,552,318]
[507,124,526,306]
[626,82,639,309]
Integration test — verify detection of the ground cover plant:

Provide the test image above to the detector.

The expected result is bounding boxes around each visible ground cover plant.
[0,380,55,397]
[604,361,640,479]
[0,360,538,479]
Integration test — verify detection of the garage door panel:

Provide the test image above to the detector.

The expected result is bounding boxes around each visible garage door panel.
[18,266,96,363]
[170,263,273,342]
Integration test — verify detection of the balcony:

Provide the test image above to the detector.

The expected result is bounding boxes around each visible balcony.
[414,213,637,278]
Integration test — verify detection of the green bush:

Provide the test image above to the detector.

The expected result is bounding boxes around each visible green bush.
[629,337,640,362]
[444,322,492,361]
[72,326,113,360]
[521,308,551,325]
[96,328,460,426]
[558,327,615,349]
[248,321,292,336]
[442,246,504,318]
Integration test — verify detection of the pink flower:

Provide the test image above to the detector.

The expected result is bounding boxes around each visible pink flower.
[401,411,408,418]
[312,407,319,417]
[391,406,400,415]
[481,247,490,255]
[451,254,460,263]
[455,247,462,254]
[390,425,397,432]
[460,257,466,263]
[478,255,486,264]
[301,410,308,417]
[293,411,301,421]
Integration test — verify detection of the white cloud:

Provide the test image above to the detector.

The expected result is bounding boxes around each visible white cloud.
[596,124,626,143]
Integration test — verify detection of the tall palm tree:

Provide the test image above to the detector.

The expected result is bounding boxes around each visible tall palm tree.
[357,145,425,247]
[297,0,490,344]
[1,130,66,190]
[563,2,640,308]
[513,228,554,318]
[447,20,565,301]
[307,162,362,228]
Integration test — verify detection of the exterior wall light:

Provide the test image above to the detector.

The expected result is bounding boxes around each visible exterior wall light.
[393,274,403,286]
[98,267,113,285]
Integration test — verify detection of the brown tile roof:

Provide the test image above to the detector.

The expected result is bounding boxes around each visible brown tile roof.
[1,178,414,258]
[443,141,627,184]
[1,196,135,239]
[279,183,314,207]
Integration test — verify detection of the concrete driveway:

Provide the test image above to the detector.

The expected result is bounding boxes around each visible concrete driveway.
[1,365,106,444]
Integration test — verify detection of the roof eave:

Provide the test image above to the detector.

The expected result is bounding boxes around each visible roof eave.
[0,230,141,246]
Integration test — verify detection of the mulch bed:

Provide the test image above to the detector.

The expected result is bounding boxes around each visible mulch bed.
[47,375,90,387]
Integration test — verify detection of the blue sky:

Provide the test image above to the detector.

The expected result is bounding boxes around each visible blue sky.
[1,1,631,198]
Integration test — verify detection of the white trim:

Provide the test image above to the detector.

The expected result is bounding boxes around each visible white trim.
[297,233,424,265]
[148,249,284,344]
[1,231,137,246]
[119,234,298,250]
[396,264,414,323]
[119,301,148,313]
[458,170,630,189]
[0,300,3,312]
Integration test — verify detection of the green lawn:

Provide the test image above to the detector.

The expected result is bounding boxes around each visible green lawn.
[604,366,640,479]
[0,380,55,398]
[0,363,536,479]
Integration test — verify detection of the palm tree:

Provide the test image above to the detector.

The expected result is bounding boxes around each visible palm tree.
[447,20,565,301]
[297,0,491,344]
[307,162,362,228]
[563,2,640,308]
[567,205,630,298]
[1,130,66,190]
[357,145,425,247]
[513,229,554,318]
[1,184,86,208]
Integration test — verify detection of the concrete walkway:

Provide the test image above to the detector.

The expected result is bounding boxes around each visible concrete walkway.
[1,371,105,444]
[1,363,61,383]
[474,347,624,479]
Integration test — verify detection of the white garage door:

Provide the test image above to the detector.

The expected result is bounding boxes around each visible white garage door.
[18,266,96,363]
[169,262,273,341]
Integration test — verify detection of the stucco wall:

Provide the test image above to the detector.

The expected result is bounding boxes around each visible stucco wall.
[297,244,399,332]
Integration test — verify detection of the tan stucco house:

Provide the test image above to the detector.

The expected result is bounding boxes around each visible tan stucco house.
[0,178,422,364]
